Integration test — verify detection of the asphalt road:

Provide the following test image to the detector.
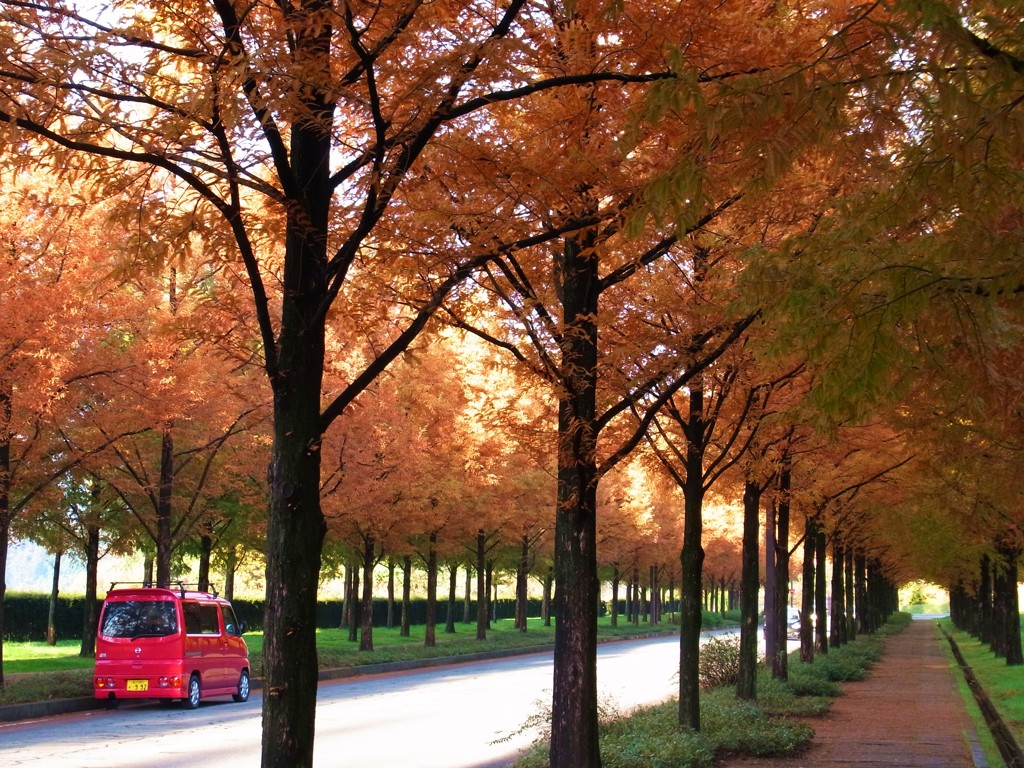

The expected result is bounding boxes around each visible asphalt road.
[0,633,693,768]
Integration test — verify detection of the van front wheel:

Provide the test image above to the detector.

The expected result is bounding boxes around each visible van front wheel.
[184,673,201,709]
[233,670,250,703]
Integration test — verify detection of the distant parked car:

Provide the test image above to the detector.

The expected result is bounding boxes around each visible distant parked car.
[786,606,801,639]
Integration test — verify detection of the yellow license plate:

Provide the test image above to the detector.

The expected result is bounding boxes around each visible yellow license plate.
[127,680,149,692]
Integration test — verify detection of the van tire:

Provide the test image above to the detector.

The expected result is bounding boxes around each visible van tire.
[184,673,201,709]
[233,670,250,703]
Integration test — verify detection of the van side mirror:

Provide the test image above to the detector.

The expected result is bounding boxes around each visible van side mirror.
[239,621,248,634]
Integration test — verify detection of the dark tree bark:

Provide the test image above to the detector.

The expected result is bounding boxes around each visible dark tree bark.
[845,546,856,641]
[359,534,375,651]
[400,556,411,638]
[737,479,761,700]
[445,563,458,634]
[80,522,100,658]
[0,382,10,689]
[771,457,792,681]
[1002,548,1023,666]
[156,428,174,586]
[549,235,601,768]
[829,538,845,648]
[386,559,396,630]
[855,552,868,634]
[425,533,438,647]
[610,566,620,627]
[47,549,62,646]
[515,535,529,631]
[678,383,706,731]
[475,530,487,641]
[978,554,992,645]
[542,569,553,627]
[197,526,213,593]
[800,519,815,663]
[463,565,472,624]
[764,495,777,675]
[815,526,828,655]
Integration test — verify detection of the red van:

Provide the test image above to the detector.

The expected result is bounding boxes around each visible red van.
[93,583,250,709]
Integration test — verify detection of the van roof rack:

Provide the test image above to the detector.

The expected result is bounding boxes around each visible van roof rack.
[108,581,219,598]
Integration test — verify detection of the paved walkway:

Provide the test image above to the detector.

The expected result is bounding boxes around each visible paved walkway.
[725,619,983,767]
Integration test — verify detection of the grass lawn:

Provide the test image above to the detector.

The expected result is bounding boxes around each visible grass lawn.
[940,618,1024,765]
[1,613,692,706]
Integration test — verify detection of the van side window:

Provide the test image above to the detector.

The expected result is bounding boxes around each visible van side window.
[223,605,243,637]
[183,603,221,635]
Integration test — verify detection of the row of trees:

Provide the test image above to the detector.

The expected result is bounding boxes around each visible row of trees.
[0,1,1022,767]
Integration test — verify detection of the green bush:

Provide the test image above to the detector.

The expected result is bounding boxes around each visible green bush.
[699,635,741,690]
[702,693,815,756]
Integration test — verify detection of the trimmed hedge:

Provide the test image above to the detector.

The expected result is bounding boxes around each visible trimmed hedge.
[2,593,548,641]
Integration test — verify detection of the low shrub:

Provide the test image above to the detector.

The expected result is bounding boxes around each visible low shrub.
[701,692,815,757]
[699,635,741,690]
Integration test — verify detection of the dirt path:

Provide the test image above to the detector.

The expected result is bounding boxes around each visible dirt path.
[719,620,982,767]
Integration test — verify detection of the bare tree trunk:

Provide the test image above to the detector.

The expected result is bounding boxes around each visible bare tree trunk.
[47,549,62,646]
[359,534,375,651]
[678,384,706,731]
[610,566,619,628]
[771,456,792,681]
[386,559,396,630]
[400,556,411,638]
[80,522,100,658]
[549,233,601,768]
[445,563,458,634]
[476,531,487,640]
[425,533,437,647]
[515,535,529,632]
[815,526,828,655]
[737,479,760,700]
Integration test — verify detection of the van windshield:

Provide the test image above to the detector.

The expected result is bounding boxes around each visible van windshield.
[100,600,178,639]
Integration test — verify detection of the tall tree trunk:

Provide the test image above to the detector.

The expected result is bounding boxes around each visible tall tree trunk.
[476,530,487,640]
[47,549,62,646]
[855,552,868,635]
[445,563,458,634]
[815,526,828,655]
[737,479,760,700]
[425,533,438,647]
[800,517,816,663]
[830,538,845,648]
[764,495,777,675]
[610,566,619,627]
[156,427,174,586]
[549,234,601,768]
[771,456,792,681]
[400,556,411,638]
[340,565,352,630]
[80,521,100,658]
[487,561,495,626]
[0,381,12,689]
[197,527,213,593]
[1003,549,1022,666]
[979,554,992,645]
[359,534,375,652]
[845,546,856,641]
[224,548,237,602]
[542,569,553,627]
[516,535,529,632]
[678,383,706,732]
[463,565,472,624]
[347,564,359,642]
[386,559,396,629]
